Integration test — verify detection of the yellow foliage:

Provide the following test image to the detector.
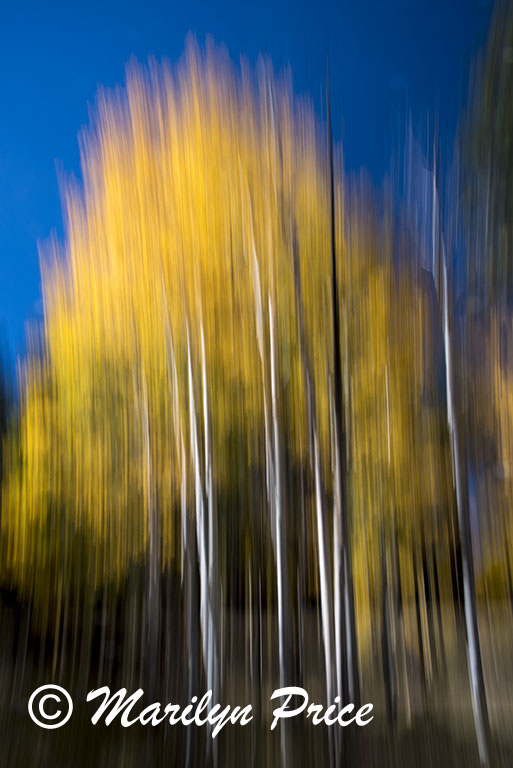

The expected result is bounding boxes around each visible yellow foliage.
[0,40,450,616]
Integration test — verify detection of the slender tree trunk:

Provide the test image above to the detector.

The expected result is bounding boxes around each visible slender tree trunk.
[413,545,427,692]
[327,73,360,705]
[268,297,293,688]
[291,221,334,708]
[187,328,210,689]
[182,431,200,768]
[432,542,446,675]
[246,185,293,695]
[200,324,221,705]
[394,523,411,725]
[441,246,491,766]
[380,525,396,724]
[142,372,159,701]
[422,535,438,679]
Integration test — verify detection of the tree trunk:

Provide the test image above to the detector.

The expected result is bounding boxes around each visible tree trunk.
[441,249,491,766]
[327,73,360,706]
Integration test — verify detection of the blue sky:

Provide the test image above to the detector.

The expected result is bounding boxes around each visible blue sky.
[0,0,493,362]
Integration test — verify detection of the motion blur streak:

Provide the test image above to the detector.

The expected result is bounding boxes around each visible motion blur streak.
[2,4,513,765]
